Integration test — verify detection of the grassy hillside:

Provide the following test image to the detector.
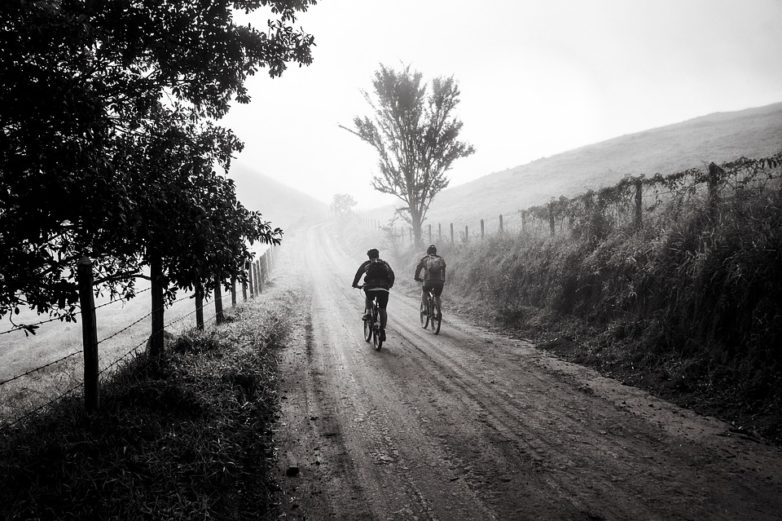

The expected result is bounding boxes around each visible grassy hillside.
[230,164,328,233]
[376,102,782,228]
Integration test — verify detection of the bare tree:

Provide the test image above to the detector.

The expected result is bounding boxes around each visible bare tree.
[342,64,474,246]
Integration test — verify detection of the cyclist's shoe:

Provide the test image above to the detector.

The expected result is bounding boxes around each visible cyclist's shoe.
[380,328,386,341]
[362,313,371,321]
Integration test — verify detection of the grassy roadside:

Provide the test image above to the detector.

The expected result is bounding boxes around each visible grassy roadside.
[434,184,782,445]
[0,289,295,520]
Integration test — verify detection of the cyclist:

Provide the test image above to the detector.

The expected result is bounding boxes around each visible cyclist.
[352,248,395,341]
[414,244,446,319]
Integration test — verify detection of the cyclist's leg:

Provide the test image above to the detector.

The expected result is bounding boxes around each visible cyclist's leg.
[375,291,389,329]
[362,288,372,319]
[431,282,444,317]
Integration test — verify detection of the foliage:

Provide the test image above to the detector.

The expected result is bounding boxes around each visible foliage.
[0,0,315,329]
[342,64,474,246]
[330,193,358,216]
[118,104,282,298]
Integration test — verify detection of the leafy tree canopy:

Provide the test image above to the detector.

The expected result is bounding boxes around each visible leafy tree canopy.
[0,0,314,328]
[342,64,474,246]
[330,193,358,216]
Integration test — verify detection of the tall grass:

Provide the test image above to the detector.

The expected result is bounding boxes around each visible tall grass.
[440,184,782,441]
[0,291,294,520]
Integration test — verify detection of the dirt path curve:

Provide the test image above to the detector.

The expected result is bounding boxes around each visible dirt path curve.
[274,222,782,520]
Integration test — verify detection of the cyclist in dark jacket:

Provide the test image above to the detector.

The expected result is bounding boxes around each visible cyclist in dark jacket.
[414,244,446,318]
[352,248,395,340]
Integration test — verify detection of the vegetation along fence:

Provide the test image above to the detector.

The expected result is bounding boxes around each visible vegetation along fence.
[379,154,781,245]
[0,248,278,429]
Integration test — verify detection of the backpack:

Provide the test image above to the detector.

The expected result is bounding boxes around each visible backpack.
[365,259,390,284]
[424,255,446,281]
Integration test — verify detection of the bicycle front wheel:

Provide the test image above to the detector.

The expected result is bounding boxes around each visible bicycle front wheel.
[430,301,441,335]
[420,300,429,328]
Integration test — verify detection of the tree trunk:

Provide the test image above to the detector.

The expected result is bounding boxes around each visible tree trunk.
[149,248,165,359]
[195,283,204,330]
[77,257,99,412]
[214,274,225,324]
[411,209,424,247]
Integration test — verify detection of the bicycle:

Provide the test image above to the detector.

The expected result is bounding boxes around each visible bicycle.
[357,285,383,350]
[419,285,441,335]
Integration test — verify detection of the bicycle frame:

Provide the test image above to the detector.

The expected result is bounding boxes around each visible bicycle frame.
[357,285,383,349]
[419,284,441,335]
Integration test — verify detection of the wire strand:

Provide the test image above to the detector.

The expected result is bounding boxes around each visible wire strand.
[0,350,83,387]
[0,313,81,336]
[94,287,151,311]
[1,380,83,431]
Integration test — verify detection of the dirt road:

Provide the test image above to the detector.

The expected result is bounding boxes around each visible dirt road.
[274,223,782,520]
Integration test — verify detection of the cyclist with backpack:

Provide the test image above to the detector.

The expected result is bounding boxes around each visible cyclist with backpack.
[414,244,446,318]
[352,248,395,341]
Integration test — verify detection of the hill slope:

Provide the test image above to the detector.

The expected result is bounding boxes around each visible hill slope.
[423,102,782,226]
[230,164,328,233]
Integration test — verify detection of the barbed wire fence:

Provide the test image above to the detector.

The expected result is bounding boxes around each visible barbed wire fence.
[0,246,279,432]
[374,154,782,246]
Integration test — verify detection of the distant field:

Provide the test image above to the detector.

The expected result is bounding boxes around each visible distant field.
[0,278,250,425]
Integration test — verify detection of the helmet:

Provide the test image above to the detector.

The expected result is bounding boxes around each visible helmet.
[367,248,380,259]
[426,244,437,255]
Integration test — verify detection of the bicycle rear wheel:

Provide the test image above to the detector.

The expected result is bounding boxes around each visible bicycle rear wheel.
[420,299,429,328]
[430,301,441,335]
[363,315,372,342]
[373,324,382,350]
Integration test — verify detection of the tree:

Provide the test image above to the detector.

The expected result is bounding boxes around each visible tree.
[330,193,358,216]
[0,1,314,329]
[342,64,474,246]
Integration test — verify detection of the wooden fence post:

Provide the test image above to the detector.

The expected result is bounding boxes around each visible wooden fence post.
[428,224,432,244]
[499,214,503,234]
[634,178,643,230]
[450,223,454,245]
[465,225,469,243]
[521,210,526,233]
[247,262,255,298]
[214,275,224,325]
[195,284,204,330]
[480,219,485,239]
[77,257,99,412]
[438,223,442,241]
[548,202,556,237]
[707,162,723,218]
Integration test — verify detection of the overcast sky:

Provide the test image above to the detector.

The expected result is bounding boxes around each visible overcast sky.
[222,0,782,210]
